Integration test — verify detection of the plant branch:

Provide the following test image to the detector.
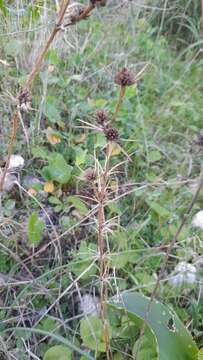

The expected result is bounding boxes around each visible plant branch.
[112,85,126,123]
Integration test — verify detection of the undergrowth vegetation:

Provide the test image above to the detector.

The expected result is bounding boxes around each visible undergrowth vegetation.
[0,0,203,359]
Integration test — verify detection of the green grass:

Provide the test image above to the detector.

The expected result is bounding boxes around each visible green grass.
[0,1,203,358]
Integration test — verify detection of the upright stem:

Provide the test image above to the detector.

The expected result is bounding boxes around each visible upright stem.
[0,0,72,193]
[0,112,18,192]
[96,143,113,360]
[112,86,126,123]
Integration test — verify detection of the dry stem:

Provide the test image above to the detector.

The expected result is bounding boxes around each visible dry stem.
[0,0,97,193]
[96,143,113,360]
[112,86,126,123]
[0,112,18,192]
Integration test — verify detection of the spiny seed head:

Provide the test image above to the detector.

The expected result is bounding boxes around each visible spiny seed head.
[84,168,96,182]
[90,0,107,6]
[196,129,203,147]
[95,109,108,125]
[105,127,119,142]
[114,67,135,87]
[18,88,31,112]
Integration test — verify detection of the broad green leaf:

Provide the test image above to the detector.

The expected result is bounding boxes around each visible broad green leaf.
[69,258,97,279]
[44,96,61,124]
[110,252,129,269]
[148,150,162,163]
[44,345,71,360]
[80,316,111,353]
[48,196,62,205]
[75,147,87,166]
[32,147,50,160]
[110,292,198,360]
[28,212,44,246]
[47,153,72,184]
[146,200,170,218]
[67,196,88,216]
[133,335,158,360]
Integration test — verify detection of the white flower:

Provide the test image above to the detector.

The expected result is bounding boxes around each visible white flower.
[79,294,100,316]
[8,155,24,171]
[192,210,203,230]
[169,261,197,288]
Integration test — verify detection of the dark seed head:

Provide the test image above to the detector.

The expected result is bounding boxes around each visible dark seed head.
[84,168,97,182]
[105,127,119,142]
[196,129,203,147]
[95,109,108,125]
[18,88,31,112]
[114,67,135,87]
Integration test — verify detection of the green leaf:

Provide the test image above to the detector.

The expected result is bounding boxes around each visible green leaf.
[43,345,71,360]
[80,316,111,353]
[133,335,158,360]
[44,96,61,124]
[146,200,170,218]
[32,147,50,160]
[28,212,44,246]
[46,153,72,184]
[110,252,129,269]
[67,196,88,216]
[48,196,62,205]
[110,292,198,360]
[148,150,162,163]
[198,349,203,360]
[75,147,87,166]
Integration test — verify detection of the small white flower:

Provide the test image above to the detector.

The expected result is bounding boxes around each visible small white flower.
[192,210,203,230]
[169,261,197,288]
[79,294,100,316]
[8,155,25,171]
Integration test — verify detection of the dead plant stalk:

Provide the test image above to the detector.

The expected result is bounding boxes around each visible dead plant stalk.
[96,142,113,359]
[0,0,97,192]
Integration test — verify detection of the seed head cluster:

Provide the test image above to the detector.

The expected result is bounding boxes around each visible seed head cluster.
[18,89,32,112]
[114,67,135,87]
[104,127,119,142]
[95,109,108,125]
[84,167,97,182]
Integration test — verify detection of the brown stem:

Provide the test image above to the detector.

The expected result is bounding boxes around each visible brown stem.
[0,112,18,192]
[0,0,97,193]
[96,143,113,360]
[66,3,95,26]
[112,85,126,123]
[26,0,71,89]
[134,170,203,359]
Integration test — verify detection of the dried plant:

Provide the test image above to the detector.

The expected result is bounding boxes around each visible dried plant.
[0,0,107,192]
